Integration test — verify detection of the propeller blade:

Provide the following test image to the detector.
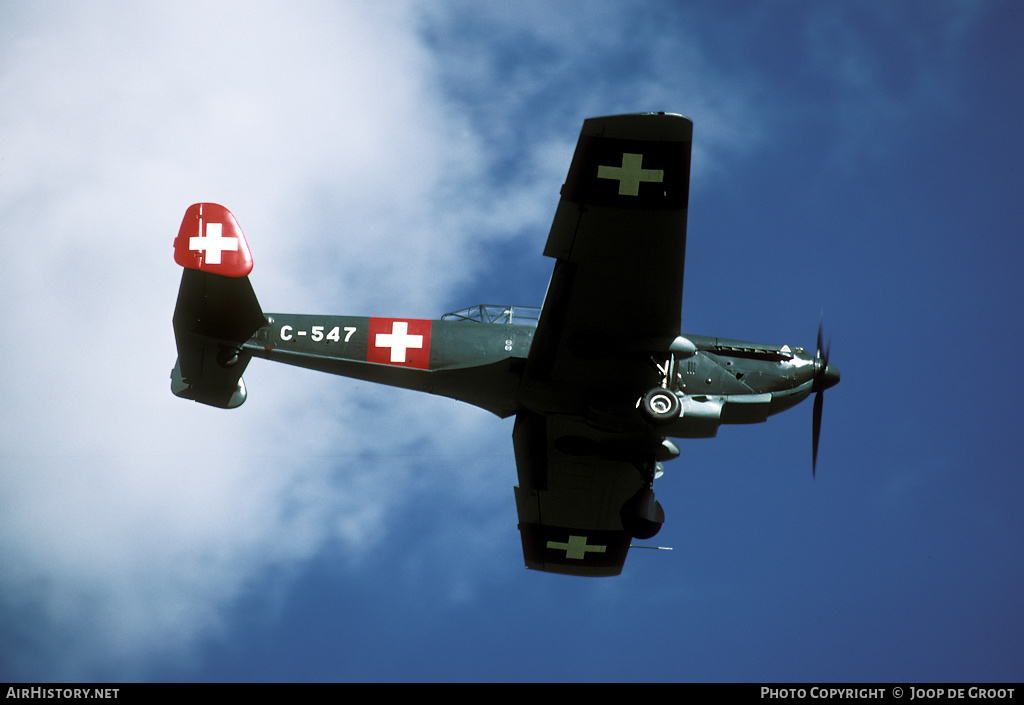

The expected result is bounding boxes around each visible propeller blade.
[811,315,836,476]
[816,316,831,371]
[812,389,823,478]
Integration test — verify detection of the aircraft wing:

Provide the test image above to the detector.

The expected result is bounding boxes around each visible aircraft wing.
[514,412,648,576]
[514,113,692,576]
[523,112,692,409]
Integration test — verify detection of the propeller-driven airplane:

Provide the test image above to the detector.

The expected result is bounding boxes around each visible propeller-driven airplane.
[171,112,839,576]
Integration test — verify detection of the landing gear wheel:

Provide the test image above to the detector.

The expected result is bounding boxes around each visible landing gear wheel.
[216,345,242,369]
[640,388,681,426]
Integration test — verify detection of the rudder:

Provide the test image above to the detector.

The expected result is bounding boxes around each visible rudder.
[171,204,266,409]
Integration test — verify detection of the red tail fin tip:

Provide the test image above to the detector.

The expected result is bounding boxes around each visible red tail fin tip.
[174,203,253,277]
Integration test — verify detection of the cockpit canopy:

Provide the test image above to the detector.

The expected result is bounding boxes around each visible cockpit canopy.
[441,304,541,327]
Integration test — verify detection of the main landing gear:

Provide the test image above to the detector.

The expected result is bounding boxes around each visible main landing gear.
[638,346,685,426]
[640,387,680,425]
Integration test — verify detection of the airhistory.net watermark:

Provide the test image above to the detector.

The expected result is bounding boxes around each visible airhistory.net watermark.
[6,689,119,699]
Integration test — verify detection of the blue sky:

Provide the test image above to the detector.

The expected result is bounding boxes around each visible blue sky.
[1,1,1021,683]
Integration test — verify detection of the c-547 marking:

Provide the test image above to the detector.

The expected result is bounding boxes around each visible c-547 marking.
[279,325,356,342]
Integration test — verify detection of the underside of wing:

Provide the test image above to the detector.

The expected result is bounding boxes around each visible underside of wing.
[523,113,693,415]
[512,113,691,576]
[513,412,670,577]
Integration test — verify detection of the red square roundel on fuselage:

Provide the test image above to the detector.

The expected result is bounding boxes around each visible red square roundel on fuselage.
[367,318,432,369]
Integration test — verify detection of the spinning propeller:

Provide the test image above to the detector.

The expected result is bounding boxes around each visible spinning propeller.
[811,318,840,477]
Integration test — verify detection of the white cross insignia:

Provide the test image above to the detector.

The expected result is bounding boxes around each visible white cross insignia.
[374,321,424,363]
[597,152,664,196]
[189,222,239,265]
[546,535,607,560]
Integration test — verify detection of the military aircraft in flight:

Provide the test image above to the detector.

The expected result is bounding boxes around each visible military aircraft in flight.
[171,112,839,576]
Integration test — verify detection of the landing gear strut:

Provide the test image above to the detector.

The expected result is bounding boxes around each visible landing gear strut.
[638,351,681,426]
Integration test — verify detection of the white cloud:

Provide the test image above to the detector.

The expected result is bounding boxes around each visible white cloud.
[0,1,515,680]
[0,0,776,680]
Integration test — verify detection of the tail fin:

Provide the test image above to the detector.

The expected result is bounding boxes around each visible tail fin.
[171,204,266,409]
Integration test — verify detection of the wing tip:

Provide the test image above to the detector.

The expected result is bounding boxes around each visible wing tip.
[582,112,693,140]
